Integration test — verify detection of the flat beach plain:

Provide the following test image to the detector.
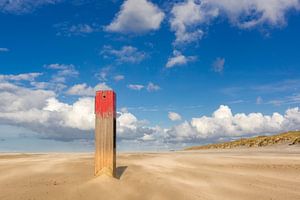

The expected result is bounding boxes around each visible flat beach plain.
[1,146,300,200]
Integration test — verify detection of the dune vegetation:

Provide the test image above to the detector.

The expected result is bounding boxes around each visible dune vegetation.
[185,131,300,150]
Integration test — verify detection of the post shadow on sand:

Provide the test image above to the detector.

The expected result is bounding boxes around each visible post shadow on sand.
[115,166,127,179]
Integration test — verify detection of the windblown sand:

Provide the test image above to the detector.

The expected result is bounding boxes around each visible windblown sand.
[1,147,300,200]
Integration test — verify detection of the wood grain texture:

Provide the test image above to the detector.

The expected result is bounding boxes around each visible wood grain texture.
[94,90,116,177]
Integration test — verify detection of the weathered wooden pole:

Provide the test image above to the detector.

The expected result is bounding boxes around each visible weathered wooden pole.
[94,90,116,177]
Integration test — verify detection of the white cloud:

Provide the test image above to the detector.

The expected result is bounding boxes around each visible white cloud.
[101,45,146,64]
[66,83,111,96]
[0,82,55,112]
[147,82,160,92]
[68,24,94,34]
[166,105,300,142]
[114,75,125,81]
[54,22,98,36]
[212,57,225,73]
[166,50,196,68]
[120,107,129,113]
[96,66,111,81]
[118,112,138,134]
[44,63,69,70]
[169,0,300,45]
[0,48,9,52]
[128,84,144,91]
[0,0,62,14]
[0,79,158,142]
[43,97,95,131]
[170,0,213,44]
[1,75,300,146]
[30,81,66,92]
[207,0,300,28]
[168,112,182,121]
[0,72,42,82]
[105,0,165,34]
[88,82,111,92]
[166,121,197,142]
[141,133,155,141]
[66,83,95,96]
[127,82,160,92]
[117,111,160,140]
[44,63,79,83]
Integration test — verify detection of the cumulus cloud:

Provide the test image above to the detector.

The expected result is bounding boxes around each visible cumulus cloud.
[54,22,98,36]
[207,0,300,28]
[127,82,160,92]
[168,112,182,121]
[1,74,300,147]
[101,45,146,64]
[0,48,9,52]
[0,78,158,142]
[113,75,125,81]
[30,81,67,93]
[117,112,140,139]
[0,0,62,14]
[43,97,95,131]
[170,0,300,45]
[0,77,196,144]
[127,84,144,91]
[140,133,156,141]
[147,82,160,92]
[170,0,212,44]
[212,57,225,73]
[95,66,112,81]
[166,105,300,142]
[105,0,165,34]
[0,72,42,82]
[166,50,196,68]
[66,83,111,96]
[0,82,88,140]
[44,63,79,83]
[117,111,163,141]
[166,121,198,142]
[44,63,69,70]
[0,82,55,112]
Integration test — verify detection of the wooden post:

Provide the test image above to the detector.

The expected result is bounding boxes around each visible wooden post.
[94,90,116,177]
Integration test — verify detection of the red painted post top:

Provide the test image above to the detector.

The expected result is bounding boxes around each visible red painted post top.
[95,90,116,117]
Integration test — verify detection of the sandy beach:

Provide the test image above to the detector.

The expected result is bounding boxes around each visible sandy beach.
[1,147,300,200]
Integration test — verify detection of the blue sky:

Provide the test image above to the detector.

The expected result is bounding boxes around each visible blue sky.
[0,0,300,152]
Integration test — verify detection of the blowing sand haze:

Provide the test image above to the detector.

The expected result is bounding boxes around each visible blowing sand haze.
[1,147,300,200]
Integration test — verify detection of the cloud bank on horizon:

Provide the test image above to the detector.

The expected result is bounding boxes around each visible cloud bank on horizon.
[0,73,299,147]
[1,0,300,150]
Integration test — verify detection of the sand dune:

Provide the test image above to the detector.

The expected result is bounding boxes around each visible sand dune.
[185,131,300,150]
[1,147,300,200]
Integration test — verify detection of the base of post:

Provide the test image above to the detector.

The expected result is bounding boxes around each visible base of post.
[95,167,115,178]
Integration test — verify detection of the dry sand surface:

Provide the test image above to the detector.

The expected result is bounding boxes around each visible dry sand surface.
[1,147,300,200]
